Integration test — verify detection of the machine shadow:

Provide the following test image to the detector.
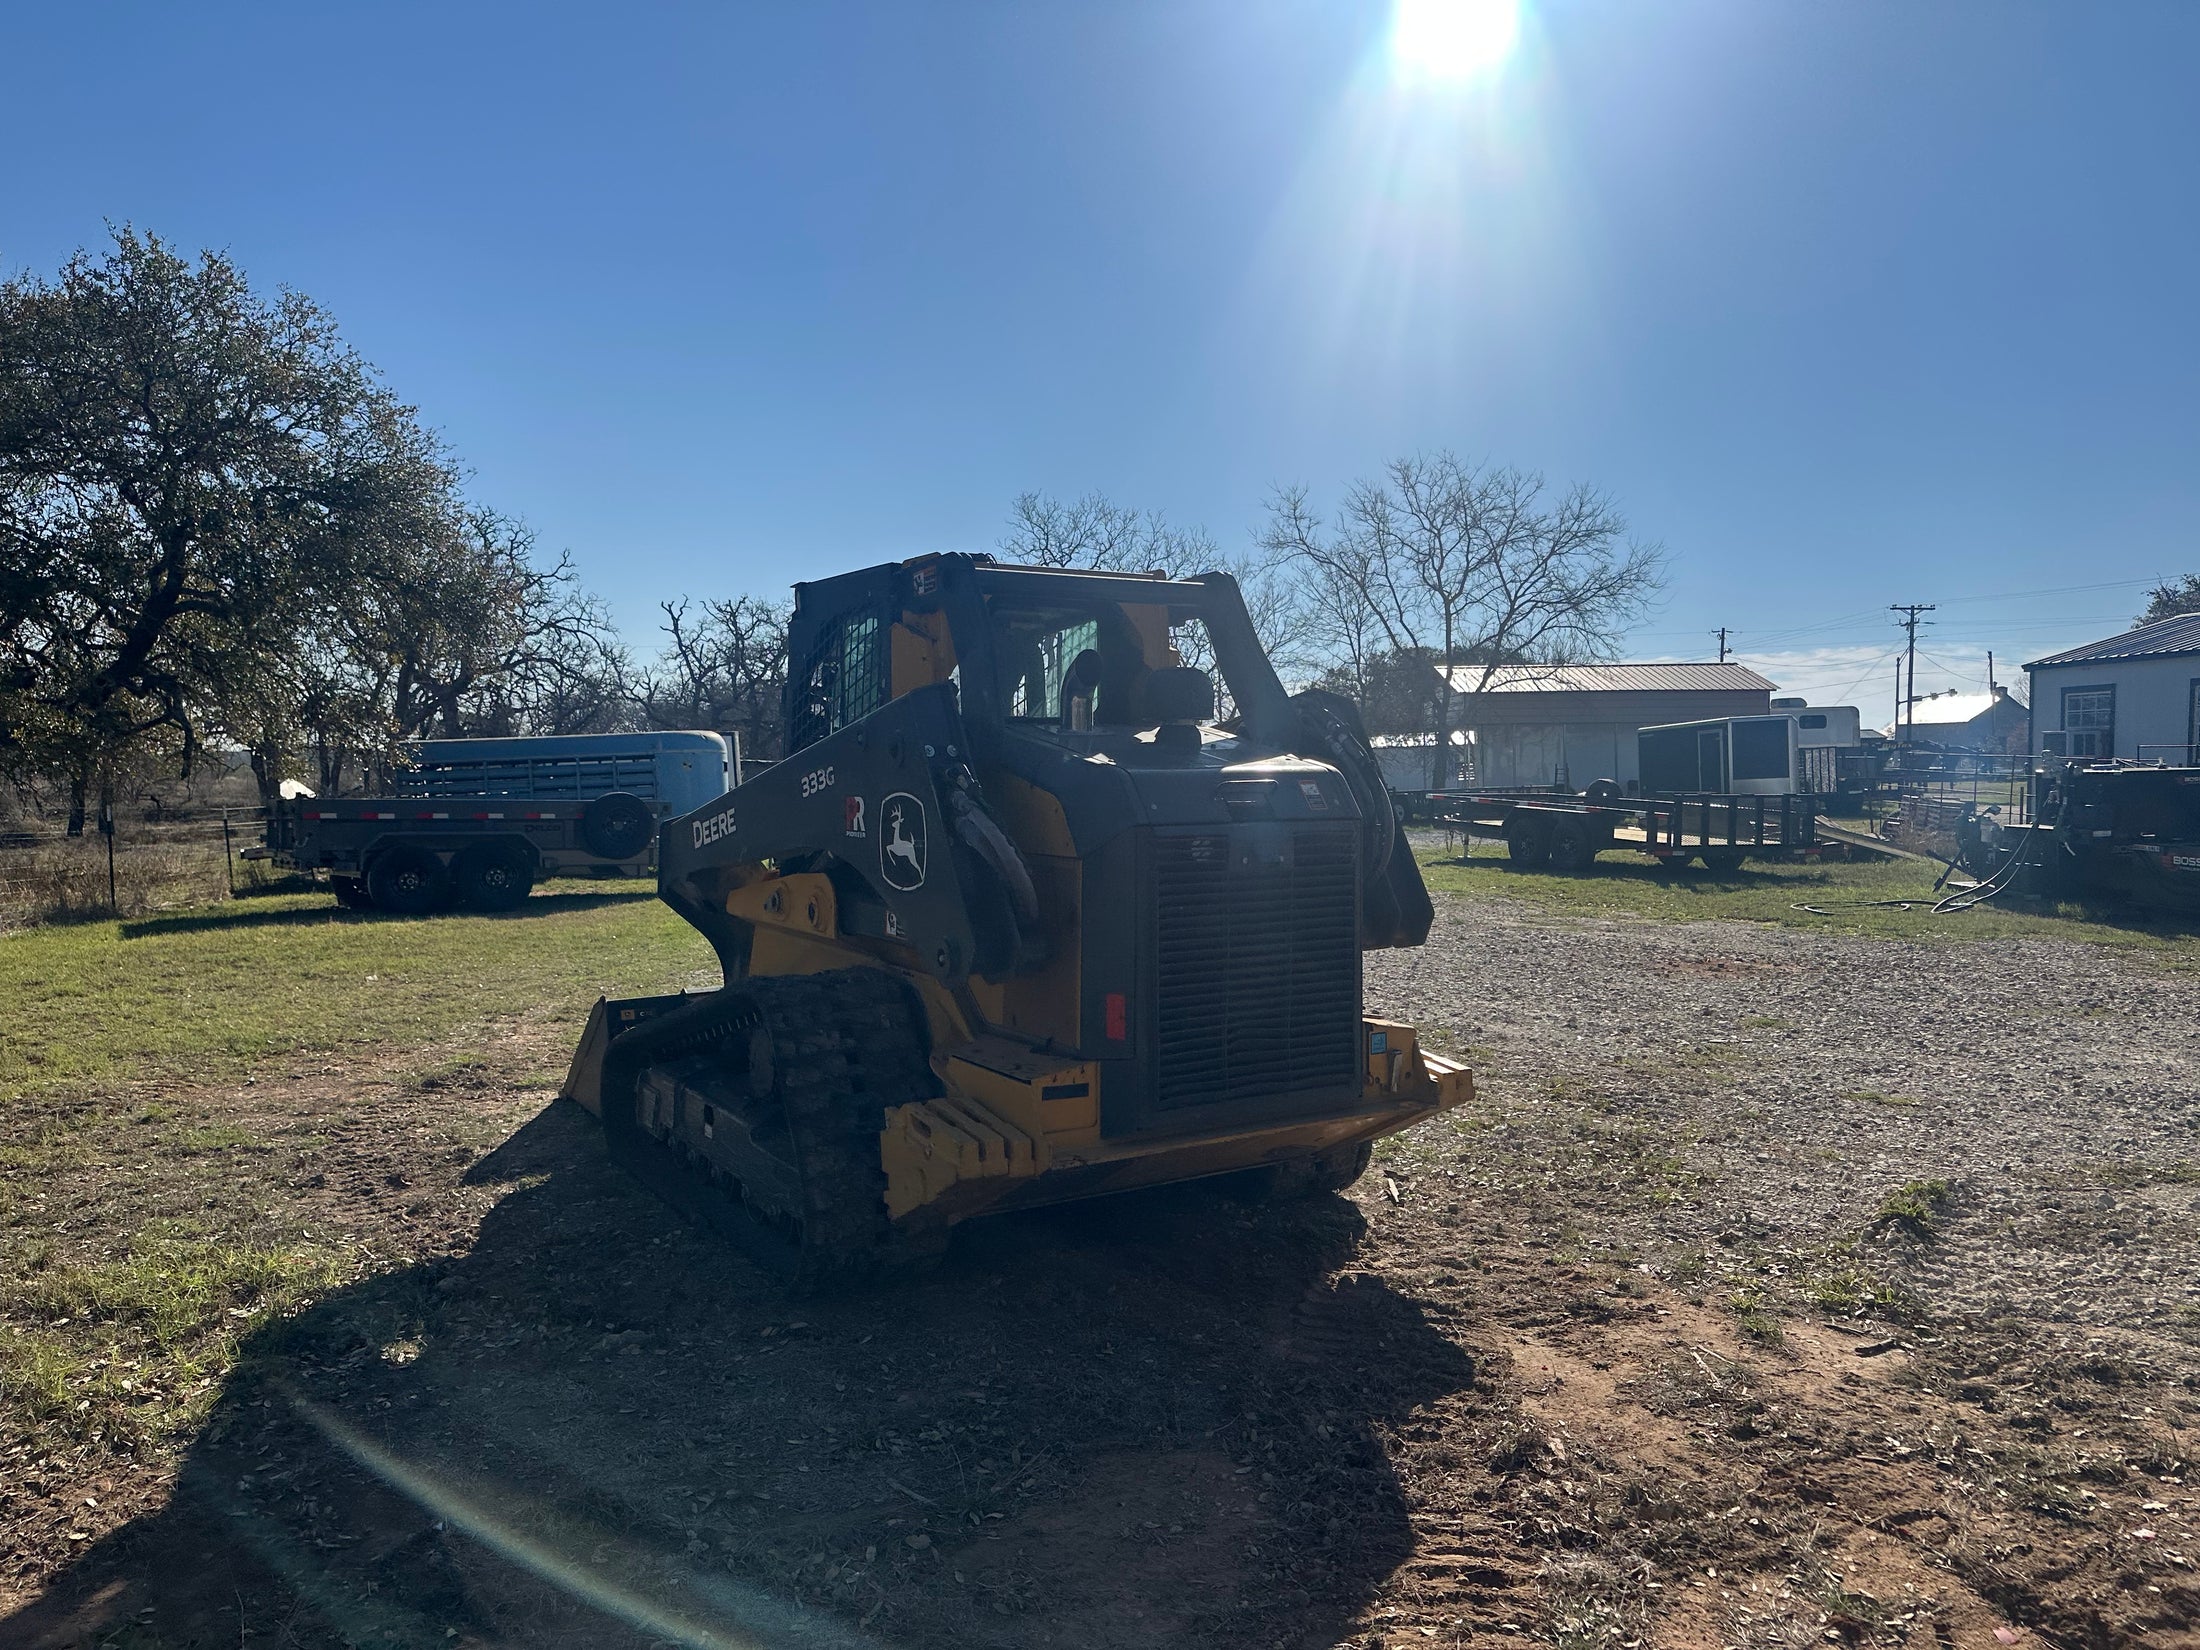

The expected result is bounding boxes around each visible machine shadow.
[116,888,657,939]
[5,1104,1480,1650]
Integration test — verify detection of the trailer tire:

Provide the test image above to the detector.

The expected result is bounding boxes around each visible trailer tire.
[1700,848,1745,873]
[1505,816,1552,868]
[1583,777,1623,804]
[367,847,450,915]
[1547,817,1599,873]
[581,792,655,860]
[455,842,535,910]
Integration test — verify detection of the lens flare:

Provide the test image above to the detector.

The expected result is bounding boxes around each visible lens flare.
[1390,0,1520,83]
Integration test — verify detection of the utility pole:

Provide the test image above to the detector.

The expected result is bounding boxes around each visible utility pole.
[1711,626,1732,663]
[1986,651,1996,694]
[1890,603,1936,742]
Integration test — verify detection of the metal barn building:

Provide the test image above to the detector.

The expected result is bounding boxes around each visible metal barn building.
[1442,662,1776,790]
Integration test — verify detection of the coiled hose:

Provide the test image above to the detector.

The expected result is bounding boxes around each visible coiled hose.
[1791,810,2046,917]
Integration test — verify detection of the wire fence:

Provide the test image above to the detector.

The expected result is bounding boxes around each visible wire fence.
[0,810,306,931]
[1833,751,2033,832]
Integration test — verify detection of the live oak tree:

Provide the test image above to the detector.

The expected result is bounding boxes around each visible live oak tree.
[0,231,636,812]
[1263,454,1665,789]
[0,229,452,823]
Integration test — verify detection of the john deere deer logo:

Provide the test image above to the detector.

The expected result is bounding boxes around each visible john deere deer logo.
[880,793,927,890]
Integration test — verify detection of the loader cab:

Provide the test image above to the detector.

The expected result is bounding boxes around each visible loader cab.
[785,554,1300,769]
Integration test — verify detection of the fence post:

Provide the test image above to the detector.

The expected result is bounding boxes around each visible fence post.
[99,801,117,915]
[222,809,236,898]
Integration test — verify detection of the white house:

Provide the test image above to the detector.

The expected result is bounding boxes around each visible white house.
[2025,614,2200,764]
[1885,685,2029,753]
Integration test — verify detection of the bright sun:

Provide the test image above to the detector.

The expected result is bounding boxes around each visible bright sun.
[1389,0,1520,83]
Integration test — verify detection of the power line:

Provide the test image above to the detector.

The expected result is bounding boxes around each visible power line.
[1932,574,2166,608]
[1819,649,1900,704]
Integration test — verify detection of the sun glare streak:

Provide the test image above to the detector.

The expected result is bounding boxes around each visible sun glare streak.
[286,1387,881,1650]
[1390,0,1520,84]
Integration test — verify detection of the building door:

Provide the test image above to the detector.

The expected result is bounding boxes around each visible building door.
[1696,727,1727,792]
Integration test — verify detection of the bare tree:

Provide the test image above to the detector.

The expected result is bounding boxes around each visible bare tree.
[638,594,790,763]
[1264,455,1665,788]
[1001,491,1222,577]
[1000,491,1309,688]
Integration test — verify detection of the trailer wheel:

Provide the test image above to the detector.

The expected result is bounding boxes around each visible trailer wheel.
[1547,817,1599,873]
[1700,848,1745,873]
[455,843,535,910]
[581,792,655,860]
[1505,816,1552,868]
[367,847,450,915]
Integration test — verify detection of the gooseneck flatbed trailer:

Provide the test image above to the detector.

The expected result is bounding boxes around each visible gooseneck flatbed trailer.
[247,731,731,911]
[1431,788,1820,872]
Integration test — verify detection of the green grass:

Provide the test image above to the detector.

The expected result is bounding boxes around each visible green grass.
[2,1229,347,1450]
[0,884,717,1105]
[1416,841,2200,947]
[0,880,719,1456]
[1874,1178,1951,1239]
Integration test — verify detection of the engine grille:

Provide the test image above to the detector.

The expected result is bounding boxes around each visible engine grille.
[1151,825,1361,1115]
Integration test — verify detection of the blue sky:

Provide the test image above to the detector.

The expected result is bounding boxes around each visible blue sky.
[7,1,2196,723]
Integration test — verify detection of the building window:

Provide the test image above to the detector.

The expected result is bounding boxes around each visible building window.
[2062,685,2115,759]
[1798,713,1827,730]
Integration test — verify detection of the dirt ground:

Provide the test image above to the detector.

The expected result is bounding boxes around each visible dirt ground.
[4,888,2197,1649]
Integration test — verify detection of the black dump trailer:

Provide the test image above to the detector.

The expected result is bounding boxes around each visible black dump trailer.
[1973,760,2200,914]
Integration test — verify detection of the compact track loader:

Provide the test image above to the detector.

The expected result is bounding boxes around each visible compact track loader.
[563,553,1470,1281]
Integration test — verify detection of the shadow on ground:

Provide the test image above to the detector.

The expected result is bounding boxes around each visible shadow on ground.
[118,889,658,940]
[5,1104,1480,1649]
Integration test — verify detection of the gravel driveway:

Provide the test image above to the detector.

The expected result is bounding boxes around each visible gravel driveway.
[1368,895,2200,1368]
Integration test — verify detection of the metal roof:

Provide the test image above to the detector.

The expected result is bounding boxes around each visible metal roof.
[1903,689,2025,727]
[1444,661,1776,695]
[2027,612,2200,669]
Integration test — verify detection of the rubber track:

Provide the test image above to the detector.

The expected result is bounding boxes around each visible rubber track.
[604,969,940,1289]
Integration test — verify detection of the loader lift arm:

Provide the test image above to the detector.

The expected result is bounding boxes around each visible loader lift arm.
[656,680,1046,987]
